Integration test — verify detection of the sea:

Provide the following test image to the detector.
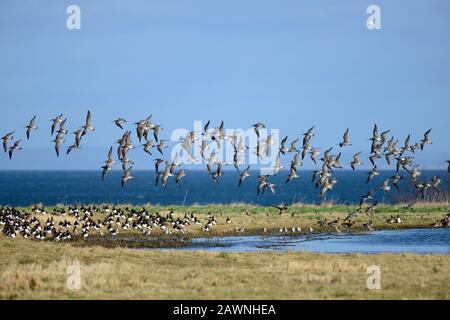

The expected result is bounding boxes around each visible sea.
[0,170,448,207]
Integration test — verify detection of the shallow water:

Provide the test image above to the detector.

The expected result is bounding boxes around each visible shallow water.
[173,228,450,254]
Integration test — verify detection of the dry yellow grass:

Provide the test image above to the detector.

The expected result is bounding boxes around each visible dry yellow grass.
[0,236,449,300]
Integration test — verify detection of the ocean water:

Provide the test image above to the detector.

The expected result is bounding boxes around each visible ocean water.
[0,170,448,206]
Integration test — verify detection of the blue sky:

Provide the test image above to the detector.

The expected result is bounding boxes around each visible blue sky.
[0,0,449,170]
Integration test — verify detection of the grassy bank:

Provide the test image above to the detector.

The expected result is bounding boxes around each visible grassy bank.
[145,202,450,236]
[0,236,449,299]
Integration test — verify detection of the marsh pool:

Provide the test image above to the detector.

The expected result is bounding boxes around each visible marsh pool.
[173,228,450,254]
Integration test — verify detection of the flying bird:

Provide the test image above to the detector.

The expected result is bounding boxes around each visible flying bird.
[66,143,78,155]
[154,158,165,173]
[175,169,186,187]
[142,137,154,156]
[8,140,22,159]
[367,166,379,183]
[303,126,315,138]
[272,204,288,215]
[203,120,210,136]
[286,165,299,184]
[156,140,168,155]
[66,130,83,155]
[82,111,95,136]
[359,190,375,208]
[350,152,363,171]
[73,129,83,148]
[26,116,37,140]
[292,152,302,169]
[238,165,250,187]
[156,162,174,188]
[53,135,64,157]
[56,120,68,140]
[289,138,299,153]
[253,123,266,138]
[101,147,116,181]
[279,136,289,154]
[339,129,351,147]
[1,132,14,153]
[391,174,402,190]
[420,129,432,150]
[310,147,320,164]
[121,166,134,187]
[114,118,127,130]
[153,124,163,142]
[380,179,391,192]
[51,114,63,135]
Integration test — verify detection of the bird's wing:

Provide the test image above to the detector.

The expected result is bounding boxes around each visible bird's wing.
[86,111,91,126]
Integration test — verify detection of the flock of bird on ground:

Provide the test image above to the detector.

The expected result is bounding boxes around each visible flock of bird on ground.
[1,204,449,241]
[1,111,450,241]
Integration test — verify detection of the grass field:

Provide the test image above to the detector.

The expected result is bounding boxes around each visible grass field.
[1,203,449,299]
[0,236,449,299]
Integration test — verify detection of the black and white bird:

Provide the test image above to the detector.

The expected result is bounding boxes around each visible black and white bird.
[114,118,127,130]
[8,140,22,159]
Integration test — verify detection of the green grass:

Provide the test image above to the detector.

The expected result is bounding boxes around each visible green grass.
[14,201,450,214]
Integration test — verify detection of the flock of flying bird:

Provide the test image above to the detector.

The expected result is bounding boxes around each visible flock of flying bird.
[1,112,450,241]
[1,111,95,158]
[2,112,449,205]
